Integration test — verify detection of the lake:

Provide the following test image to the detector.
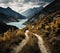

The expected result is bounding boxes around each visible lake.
[6,19,28,29]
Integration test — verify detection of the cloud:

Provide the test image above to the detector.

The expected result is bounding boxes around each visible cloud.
[0,0,38,3]
[0,0,53,13]
[0,0,53,4]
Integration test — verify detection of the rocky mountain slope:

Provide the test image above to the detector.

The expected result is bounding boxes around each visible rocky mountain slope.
[25,0,60,24]
[0,7,26,23]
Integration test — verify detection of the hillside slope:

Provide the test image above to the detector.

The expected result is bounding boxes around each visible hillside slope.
[24,11,60,53]
[0,7,26,23]
[25,0,60,24]
[23,0,60,53]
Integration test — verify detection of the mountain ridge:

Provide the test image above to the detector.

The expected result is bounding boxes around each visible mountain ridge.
[22,6,43,18]
[25,0,60,24]
[0,7,26,23]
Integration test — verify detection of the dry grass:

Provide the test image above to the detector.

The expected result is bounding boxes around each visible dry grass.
[0,29,25,53]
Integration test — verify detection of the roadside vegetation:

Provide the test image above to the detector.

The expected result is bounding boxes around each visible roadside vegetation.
[0,29,25,53]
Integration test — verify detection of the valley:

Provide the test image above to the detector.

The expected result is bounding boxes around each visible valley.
[0,0,60,53]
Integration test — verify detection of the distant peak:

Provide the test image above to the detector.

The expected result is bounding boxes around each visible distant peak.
[7,7,12,10]
[0,7,4,9]
[0,7,12,10]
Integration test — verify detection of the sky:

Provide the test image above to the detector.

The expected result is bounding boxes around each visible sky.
[0,0,53,13]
